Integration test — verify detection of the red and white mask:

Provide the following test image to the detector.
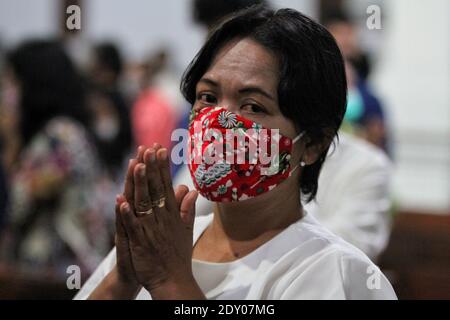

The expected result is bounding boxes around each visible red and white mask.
[187,106,304,202]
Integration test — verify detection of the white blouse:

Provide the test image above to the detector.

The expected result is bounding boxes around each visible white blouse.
[175,132,393,262]
[74,212,397,300]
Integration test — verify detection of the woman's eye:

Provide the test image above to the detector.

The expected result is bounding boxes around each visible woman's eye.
[242,104,266,114]
[197,93,217,105]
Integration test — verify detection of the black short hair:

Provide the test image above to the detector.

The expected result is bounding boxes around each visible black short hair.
[181,5,347,202]
[192,0,268,29]
[94,42,123,77]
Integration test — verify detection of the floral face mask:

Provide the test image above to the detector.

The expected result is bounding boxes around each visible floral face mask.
[187,106,304,202]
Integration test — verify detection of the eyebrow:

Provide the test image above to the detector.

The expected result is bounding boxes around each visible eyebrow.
[239,87,275,101]
[198,77,275,101]
[198,78,219,87]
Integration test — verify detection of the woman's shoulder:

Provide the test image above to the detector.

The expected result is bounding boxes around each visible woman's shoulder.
[276,213,397,299]
[191,212,397,299]
[289,212,379,269]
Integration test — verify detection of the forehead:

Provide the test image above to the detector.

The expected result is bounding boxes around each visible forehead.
[203,37,279,87]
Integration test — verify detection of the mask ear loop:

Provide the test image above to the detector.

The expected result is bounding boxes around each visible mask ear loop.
[289,131,307,177]
[252,131,307,184]
[292,131,305,144]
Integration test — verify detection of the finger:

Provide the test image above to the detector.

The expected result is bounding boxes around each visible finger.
[120,202,146,245]
[117,194,126,204]
[156,148,177,211]
[124,146,146,203]
[136,145,146,163]
[153,143,162,150]
[133,163,153,217]
[144,148,166,212]
[115,195,127,239]
[124,159,138,205]
[135,145,143,159]
[158,148,176,203]
[180,190,198,228]
[174,185,189,209]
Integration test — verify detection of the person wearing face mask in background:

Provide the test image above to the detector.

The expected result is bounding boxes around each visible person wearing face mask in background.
[323,12,389,154]
[302,60,393,263]
[303,61,393,260]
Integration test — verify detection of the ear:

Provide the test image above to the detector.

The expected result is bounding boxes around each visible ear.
[301,129,335,166]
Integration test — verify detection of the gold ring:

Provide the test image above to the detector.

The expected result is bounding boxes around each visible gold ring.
[152,196,166,208]
[136,208,153,216]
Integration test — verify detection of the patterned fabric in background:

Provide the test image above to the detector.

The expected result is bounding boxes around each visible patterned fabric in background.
[7,117,110,278]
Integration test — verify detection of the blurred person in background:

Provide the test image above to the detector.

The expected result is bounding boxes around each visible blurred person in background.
[324,12,389,153]
[0,155,7,234]
[86,43,134,238]
[88,42,133,179]
[0,55,14,236]
[0,40,110,278]
[130,49,179,166]
[192,0,268,34]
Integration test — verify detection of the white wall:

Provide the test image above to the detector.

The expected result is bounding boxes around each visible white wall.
[271,0,317,17]
[372,0,450,212]
[0,0,58,47]
[83,0,205,72]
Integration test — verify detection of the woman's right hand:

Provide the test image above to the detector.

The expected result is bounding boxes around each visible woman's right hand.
[88,148,146,300]
[114,146,146,287]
